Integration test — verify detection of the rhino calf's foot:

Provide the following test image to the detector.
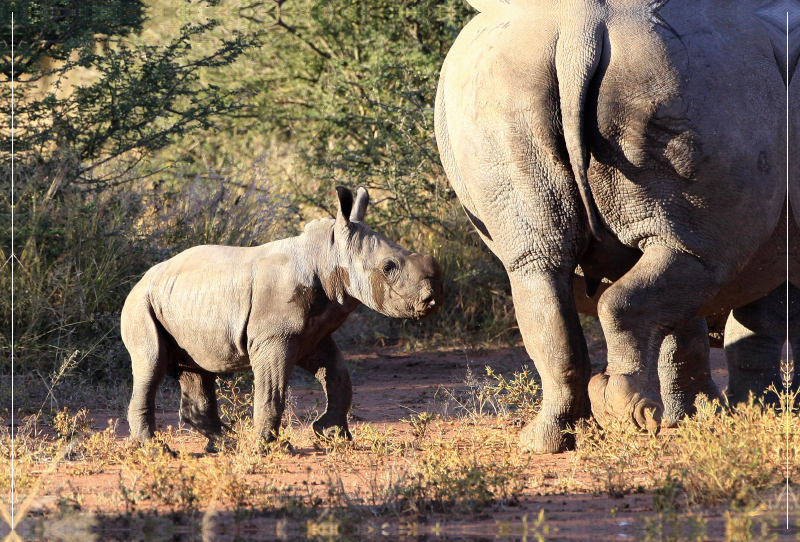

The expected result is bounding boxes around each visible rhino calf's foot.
[588,373,662,434]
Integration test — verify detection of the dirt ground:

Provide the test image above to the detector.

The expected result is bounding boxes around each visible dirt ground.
[3,342,798,541]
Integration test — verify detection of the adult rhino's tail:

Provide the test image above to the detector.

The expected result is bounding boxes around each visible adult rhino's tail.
[555,10,606,241]
[463,0,605,241]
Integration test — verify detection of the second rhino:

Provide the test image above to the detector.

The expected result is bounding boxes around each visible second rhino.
[122,186,443,452]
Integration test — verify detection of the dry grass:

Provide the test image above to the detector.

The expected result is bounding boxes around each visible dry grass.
[574,391,799,509]
[1,368,796,525]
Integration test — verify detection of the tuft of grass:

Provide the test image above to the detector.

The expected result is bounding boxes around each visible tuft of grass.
[396,436,527,515]
[401,411,438,442]
[436,365,542,423]
[574,418,665,498]
[355,423,399,457]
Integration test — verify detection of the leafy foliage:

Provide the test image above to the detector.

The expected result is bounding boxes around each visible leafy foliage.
[1,0,258,188]
[1,0,147,80]
[168,0,475,236]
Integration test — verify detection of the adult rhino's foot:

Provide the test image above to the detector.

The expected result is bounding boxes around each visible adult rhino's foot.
[312,415,352,441]
[588,373,662,433]
[518,411,576,454]
[662,380,723,427]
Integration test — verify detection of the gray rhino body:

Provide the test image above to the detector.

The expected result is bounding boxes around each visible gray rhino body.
[436,0,797,452]
[122,187,442,451]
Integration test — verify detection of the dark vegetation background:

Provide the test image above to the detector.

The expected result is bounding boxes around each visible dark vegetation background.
[0,0,529,386]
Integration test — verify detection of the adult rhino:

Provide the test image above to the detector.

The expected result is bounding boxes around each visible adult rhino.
[122,187,443,452]
[436,0,796,452]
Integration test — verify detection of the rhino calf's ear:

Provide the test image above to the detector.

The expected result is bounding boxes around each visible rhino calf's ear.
[335,186,354,230]
[350,186,369,222]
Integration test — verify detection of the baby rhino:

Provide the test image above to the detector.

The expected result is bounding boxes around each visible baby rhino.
[122,186,443,452]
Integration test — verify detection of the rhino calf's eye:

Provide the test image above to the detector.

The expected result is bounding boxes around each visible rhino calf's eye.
[382,261,398,274]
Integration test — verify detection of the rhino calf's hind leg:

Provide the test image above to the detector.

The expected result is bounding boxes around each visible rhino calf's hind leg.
[301,335,353,440]
[123,306,169,442]
[178,369,225,453]
[659,317,721,427]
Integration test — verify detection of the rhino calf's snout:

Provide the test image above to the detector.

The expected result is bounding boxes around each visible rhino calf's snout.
[412,254,444,318]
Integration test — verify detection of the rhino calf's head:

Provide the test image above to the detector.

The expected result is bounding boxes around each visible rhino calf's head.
[328,186,443,320]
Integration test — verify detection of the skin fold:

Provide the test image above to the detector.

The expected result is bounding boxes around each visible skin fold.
[436,0,796,453]
[122,187,443,453]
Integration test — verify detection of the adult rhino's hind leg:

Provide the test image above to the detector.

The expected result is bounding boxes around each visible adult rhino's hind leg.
[659,317,721,427]
[178,368,225,453]
[514,271,592,454]
[590,246,721,431]
[121,300,168,444]
[299,335,353,440]
[725,282,800,406]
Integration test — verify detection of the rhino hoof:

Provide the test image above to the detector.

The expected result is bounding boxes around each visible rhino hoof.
[589,373,663,433]
[312,419,352,441]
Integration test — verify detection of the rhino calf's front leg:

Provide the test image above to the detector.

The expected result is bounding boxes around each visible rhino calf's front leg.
[251,342,296,448]
[298,335,353,440]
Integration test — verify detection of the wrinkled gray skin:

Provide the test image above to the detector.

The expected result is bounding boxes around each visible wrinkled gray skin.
[122,187,443,452]
[436,0,796,452]
[725,282,800,406]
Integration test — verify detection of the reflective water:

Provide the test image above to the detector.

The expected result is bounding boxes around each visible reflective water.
[1,510,798,542]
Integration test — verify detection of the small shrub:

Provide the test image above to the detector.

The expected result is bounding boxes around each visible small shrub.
[483,365,541,420]
[356,423,398,457]
[401,411,437,442]
[398,438,526,514]
[574,418,666,498]
[51,407,92,441]
[440,365,542,421]
[574,390,799,508]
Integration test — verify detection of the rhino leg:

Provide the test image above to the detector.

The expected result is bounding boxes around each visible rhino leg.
[659,317,721,427]
[124,306,169,442]
[251,342,296,446]
[178,368,224,453]
[514,272,592,454]
[299,335,353,440]
[590,246,720,431]
[725,282,800,406]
